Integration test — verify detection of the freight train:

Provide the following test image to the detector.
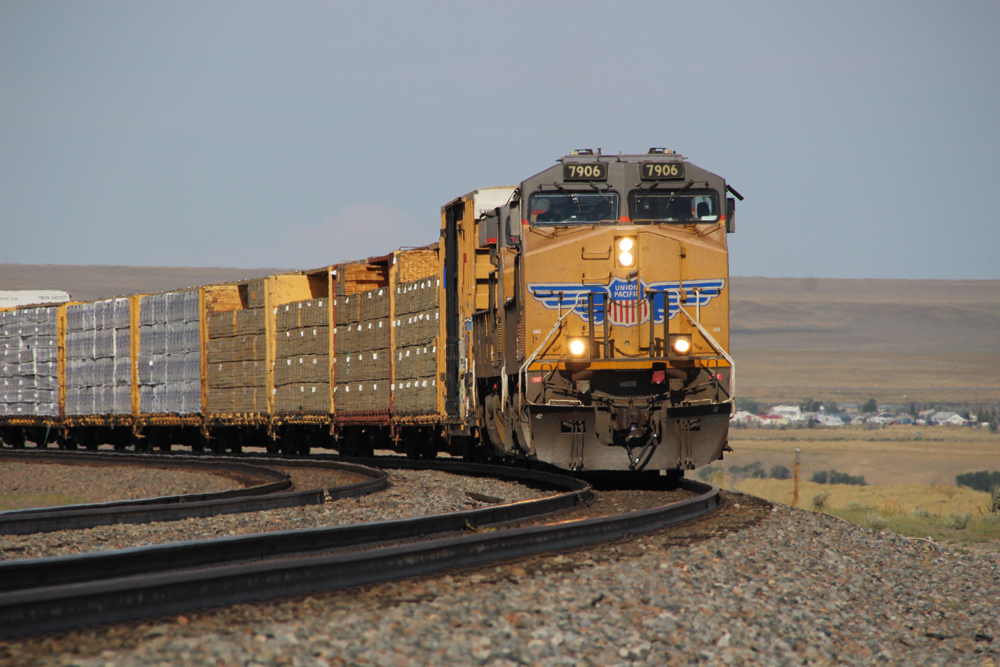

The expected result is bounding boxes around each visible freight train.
[0,149,741,472]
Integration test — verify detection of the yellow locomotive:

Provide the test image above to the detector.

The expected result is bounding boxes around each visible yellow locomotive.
[0,149,739,473]
[458,148,740,471]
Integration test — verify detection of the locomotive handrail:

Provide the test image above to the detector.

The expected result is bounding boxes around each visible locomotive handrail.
[666,289,736,401]
[518,293,586,408]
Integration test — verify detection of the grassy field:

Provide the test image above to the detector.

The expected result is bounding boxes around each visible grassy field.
[711,425,1000,550]
[725,425,1000,486]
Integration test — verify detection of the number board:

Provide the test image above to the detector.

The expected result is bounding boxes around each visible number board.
[562,163,608,181]
[640,162,686,180]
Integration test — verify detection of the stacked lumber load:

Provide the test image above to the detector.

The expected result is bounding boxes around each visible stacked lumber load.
[138,291,202,414]
[392,275,440,415]
[0,307,59,417]
[334,283,390,413]
[65,299,132,416]
[205,280,266,414]
[273,298,330,413]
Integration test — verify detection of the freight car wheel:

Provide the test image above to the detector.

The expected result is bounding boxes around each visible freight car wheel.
[70,430,99,452]
[404,428,438,461]
[280,431,311,457]
[59,432,78,451]
[23,428,51,449]
[1,427,26,449]
[208,433,226,456]
[338,427,374,458]
[132,433,150,453]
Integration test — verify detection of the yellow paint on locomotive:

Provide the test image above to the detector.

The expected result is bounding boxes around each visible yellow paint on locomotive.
[521,222,731,371]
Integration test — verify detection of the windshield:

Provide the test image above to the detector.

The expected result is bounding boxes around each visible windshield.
[628,189,720,224]
[528,192,618,226]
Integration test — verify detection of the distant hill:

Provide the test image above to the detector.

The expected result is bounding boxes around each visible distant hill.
[0,264,292,302]
[730,277,1000,355]
[730,277,1000,404]
[2,265,996,404]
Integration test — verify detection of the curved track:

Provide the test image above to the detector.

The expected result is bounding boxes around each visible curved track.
[0,450,387,535]
[0,452,717,639]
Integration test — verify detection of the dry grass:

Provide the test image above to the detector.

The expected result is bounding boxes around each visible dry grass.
[726,425,1000,486]
[714,423,1000,550]
[723,478,1000,549]
[731,478,989,517]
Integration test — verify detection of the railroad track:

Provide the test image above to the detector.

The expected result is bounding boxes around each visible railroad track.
[0,450,387,535]
[0,452,719,639]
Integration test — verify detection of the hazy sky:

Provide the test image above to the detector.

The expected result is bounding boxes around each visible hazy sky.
[2,1,998,279]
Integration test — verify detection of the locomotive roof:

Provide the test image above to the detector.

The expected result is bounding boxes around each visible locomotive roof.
[522,149,725,188]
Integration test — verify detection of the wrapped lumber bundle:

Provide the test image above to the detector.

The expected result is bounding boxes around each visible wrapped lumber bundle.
[137,291,201,414]
[334,285,390,413]
[0,307,59,417]
[273,298,330,413]
[65,299,132,416]
[392,276,440,415]
[205,305,266,414]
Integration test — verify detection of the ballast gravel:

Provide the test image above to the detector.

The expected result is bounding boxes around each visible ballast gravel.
[0,468,553,561]
[0,460,239,505]
[3,494,999,666]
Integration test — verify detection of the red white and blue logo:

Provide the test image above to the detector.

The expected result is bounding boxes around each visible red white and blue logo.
[527,277,725,328]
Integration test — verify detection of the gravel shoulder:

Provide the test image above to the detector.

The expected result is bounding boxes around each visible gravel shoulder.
[0,461,242,508]
[0,494,1000,667]
[3,481,1000,665]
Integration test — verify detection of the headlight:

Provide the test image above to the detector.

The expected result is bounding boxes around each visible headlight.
[616,237,636,267]
[670,334,692,356]
[568,339,587,357]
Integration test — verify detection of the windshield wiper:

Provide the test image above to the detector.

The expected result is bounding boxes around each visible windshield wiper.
[633,180,662,207]
[588,182,614,208]
[657,181,694,220]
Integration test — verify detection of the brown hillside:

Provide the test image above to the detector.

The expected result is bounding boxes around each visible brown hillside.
[731,277,1000,404]
[0,264,292,302]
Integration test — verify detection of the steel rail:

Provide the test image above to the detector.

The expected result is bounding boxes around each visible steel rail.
[0,478,716,639]
[0,451,387,535]
[0,461,590,594]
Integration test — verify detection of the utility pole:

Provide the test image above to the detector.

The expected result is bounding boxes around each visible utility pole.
[792,447,800,507]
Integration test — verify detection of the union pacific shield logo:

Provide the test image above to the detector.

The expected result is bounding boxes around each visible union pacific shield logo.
[526,277,725,328]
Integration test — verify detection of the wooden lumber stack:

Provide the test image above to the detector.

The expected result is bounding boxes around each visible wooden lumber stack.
[205,306,266,414]
[335,283,390,413]
[392,276,439,415]
[273,298,330,413]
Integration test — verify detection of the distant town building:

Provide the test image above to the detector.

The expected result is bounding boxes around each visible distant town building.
[814,414,845,427]
[732,410,765,426]
[770,405,803,421]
